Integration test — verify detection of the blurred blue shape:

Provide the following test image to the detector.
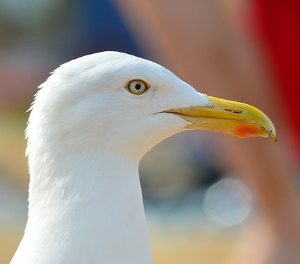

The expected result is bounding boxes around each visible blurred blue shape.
[78,0,141,56]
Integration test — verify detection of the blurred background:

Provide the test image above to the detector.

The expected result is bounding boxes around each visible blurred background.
[1,0,300,263]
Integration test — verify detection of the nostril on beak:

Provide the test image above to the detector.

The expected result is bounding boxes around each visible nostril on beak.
[224,109,243,114]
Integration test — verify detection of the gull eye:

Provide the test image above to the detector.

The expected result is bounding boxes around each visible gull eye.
[126,79,150,95]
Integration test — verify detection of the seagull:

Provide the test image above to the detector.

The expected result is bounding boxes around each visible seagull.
[10,51,276,264]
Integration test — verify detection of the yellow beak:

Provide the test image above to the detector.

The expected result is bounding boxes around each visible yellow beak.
[164,96,277,141]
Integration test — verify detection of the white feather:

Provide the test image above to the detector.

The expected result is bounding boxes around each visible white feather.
[11,51,211,264]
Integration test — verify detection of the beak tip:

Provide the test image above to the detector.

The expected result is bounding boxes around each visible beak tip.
[267,123,277,142]
[267,127,277,142]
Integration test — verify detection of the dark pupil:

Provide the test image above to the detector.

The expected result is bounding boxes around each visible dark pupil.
[135,83,141,90]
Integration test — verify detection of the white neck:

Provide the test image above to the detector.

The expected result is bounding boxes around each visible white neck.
[11,152,152,264]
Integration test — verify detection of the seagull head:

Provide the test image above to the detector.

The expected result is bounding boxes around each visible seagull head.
[27,51,276,161]
[18,51,277,264]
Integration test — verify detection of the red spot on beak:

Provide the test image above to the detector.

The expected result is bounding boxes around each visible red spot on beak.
[234,125,258,138]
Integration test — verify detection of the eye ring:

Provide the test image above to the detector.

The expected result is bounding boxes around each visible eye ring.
[125,79,150,95]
